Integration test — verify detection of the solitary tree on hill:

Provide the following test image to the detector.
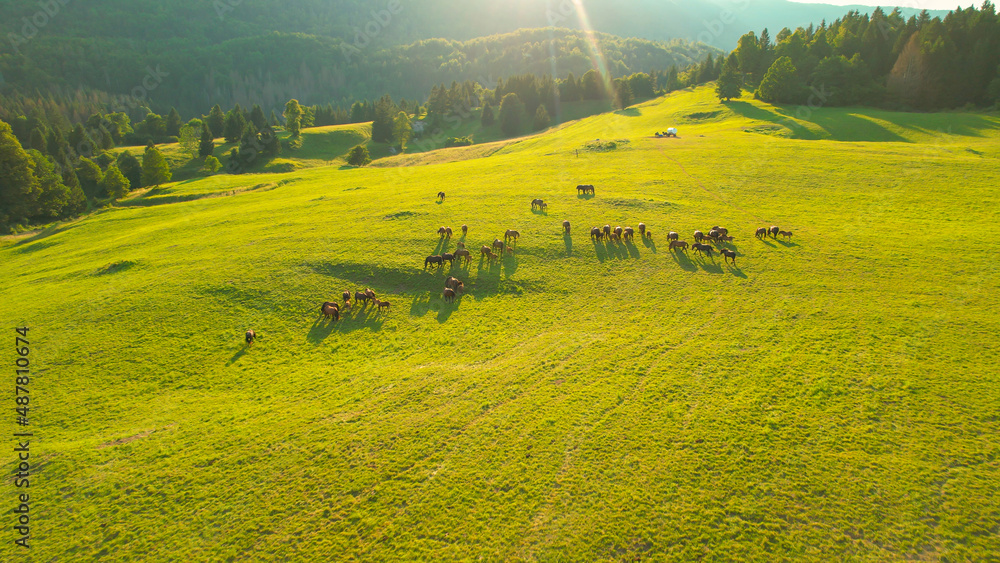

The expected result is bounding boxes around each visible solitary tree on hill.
[141,144,171,187]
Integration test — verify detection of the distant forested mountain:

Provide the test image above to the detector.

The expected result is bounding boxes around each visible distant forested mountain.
[0,27,715,121]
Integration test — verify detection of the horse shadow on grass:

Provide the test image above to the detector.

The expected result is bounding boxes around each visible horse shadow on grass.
[695,255,724,274]
[725,263,748,278]
[642,236,657,253]
[531,208,549,217]
[776,239,800,247]
[563,234,572,257]
[226,346,249,365]
[670,249,698,272]
[576,193,595,201]
[624,240,640,259]
[592,240,608,262]
[502,253,519,277]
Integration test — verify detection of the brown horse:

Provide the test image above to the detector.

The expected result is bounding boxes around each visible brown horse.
[563,220,571,234]
[437,226,448,237]
[365,288,376,301]
[245,329,257,347]
[669,240,688,251]
[442,253,455,265]
[455,249,472,264]
[638,223,646,235]
[694,230,705,243]
[342,290,351,303]
[614,226,623,238]
[623,227,634,241]
[769,225,780,239]
[480,245,491,257]
[321,301,340,320]
[755,227,768,239]
[493,238,505,253]
[531,198,544,210]
[355,290,370,304]
[445,276,462,290]
[779,230,793,240]
[645,231,652,239]
[456,241,466,249]
[667,231,679,241]
[486,250,499,263]
[590,227,601,240]
[377,299,390,312]
[437,191,445,201]
[444,227,453,238]
[692,243,714,257]
[443,288,457,302]
[603,225,611,238]
[720,248,737,265]
[424,255,443,268]
[504,229,520,243]
[461,224,468,235]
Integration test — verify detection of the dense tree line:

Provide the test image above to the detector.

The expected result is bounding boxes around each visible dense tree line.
[726,4,1000,108]
[0,26,714,122]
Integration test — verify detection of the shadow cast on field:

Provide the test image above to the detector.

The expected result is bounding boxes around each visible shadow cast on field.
[670,250,698,272]
[226,346,249,365]
[642,237,657,253]
[531,209,548,217]
[624,240,640,259]
[776,240,800,247]
[564,234,572,257]
[592,240,607,262]
[725,263,748,278]
[576,193,595,201]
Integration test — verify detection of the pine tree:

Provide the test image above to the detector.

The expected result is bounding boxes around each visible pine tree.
[371,95,396,143]
[533,105,551,130]
[199,123,215,157]
[141,144,171,187]
[480,103,495,126]
[499,93,524,137]
[116,151,142,191]
[75,157,104,197]
[206,105,226,138]
[0,120,41,228]
[165,107,182,137]
[249,105,267,130]
[757,56,803,103]
[284,99,303,137]
[269,110,280,127]
[100,164,130,199]
[223,108,247,143]
[614,79,633,109]
[346,144,371,166]
[393,111,412,151]
[716,55,744,101]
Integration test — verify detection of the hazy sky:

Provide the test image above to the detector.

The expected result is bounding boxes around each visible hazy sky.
[791,0,976,8]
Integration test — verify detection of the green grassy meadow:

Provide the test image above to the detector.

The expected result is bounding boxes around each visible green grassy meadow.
[3,86,1000,561]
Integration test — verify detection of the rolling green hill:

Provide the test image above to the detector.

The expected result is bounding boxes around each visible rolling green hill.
[2,86,999,561]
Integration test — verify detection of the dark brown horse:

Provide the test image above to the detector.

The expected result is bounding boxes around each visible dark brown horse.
[694,230,705,243]
[377,299,390,312]
[493,238,505,253]
[779,230,793,240]
[638,223,646,235]
[342,290,351,303]
[668,231,679,241]
[321,301,340,320]
[623,227,634,241]
[669,240,688,251]
[504,229,520,243]
[755,227,768,239]
[424,255,443,268]
[245,329,257,347]
[769,225,780,239]
[355,290,370,304]
[443,288,457,302]
[603,225,611,238]
[461,224,468,235]
[445,276,462,290]
[692,243,714,257]
[437,191,445,201]
[563,220,571,234]
[720,248,737,265]
[590,226,602,240]
[442,253,455,265]
[455,249,472,264]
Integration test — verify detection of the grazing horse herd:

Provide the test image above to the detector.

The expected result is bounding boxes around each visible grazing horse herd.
[247,185,796,346]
